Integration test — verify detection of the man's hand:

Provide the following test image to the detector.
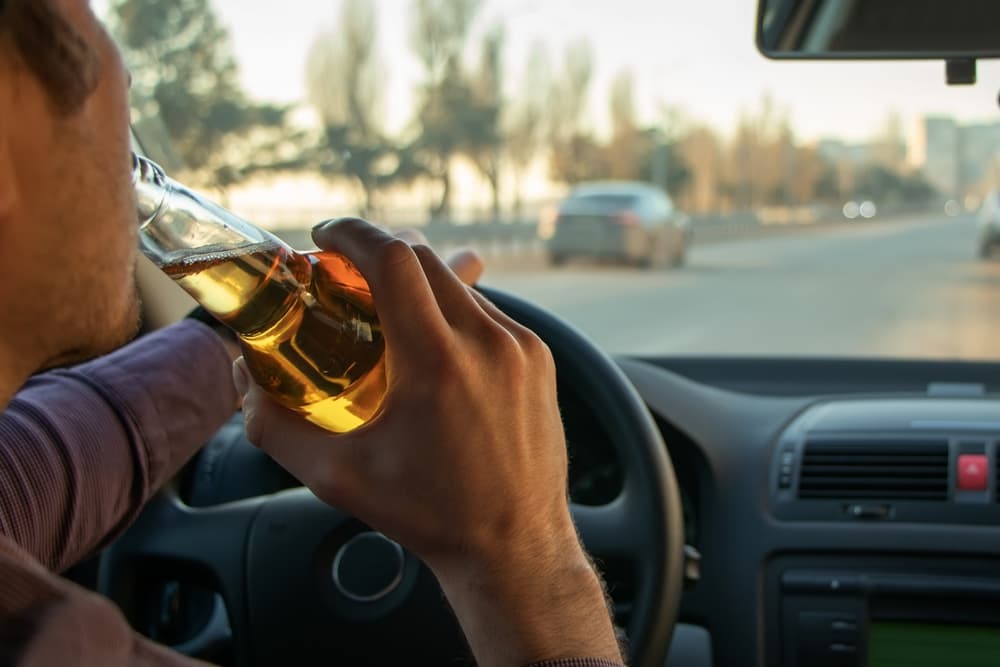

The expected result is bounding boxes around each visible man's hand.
[232,219,622,667]
[392,228,484,286]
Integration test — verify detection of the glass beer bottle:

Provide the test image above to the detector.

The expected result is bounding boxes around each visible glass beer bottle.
[132,154,385,433]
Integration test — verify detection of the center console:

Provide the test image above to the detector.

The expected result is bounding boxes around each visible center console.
[766,555,1000,667]
[765,398,1000,666]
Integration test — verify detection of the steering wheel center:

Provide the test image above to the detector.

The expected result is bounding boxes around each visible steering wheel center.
[332,532,405,603]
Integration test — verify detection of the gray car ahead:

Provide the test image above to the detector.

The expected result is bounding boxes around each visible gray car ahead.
[547,182,691,268]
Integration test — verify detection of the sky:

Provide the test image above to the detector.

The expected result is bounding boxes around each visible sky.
[96,0,1000,144]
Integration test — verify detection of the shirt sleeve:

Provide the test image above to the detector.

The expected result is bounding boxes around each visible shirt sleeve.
[0,528,624,667]
[0,537,210,667]
[525,660,627,667]
[0,320,237,573]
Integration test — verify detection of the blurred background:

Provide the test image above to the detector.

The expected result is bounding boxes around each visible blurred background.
[103,0,1000,358]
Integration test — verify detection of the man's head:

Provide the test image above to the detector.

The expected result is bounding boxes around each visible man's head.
[0,0,138,382]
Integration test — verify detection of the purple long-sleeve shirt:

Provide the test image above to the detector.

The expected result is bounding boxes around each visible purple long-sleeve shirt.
[0,321,234,666]
[0,320,624,667]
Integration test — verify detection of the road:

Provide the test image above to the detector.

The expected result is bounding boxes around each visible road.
[482,215,1000,359]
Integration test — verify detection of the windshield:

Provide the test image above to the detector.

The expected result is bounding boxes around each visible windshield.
[101,0,1000,360]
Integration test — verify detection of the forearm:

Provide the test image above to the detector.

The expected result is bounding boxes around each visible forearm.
[0,321,236,572]
[432,524,624,667]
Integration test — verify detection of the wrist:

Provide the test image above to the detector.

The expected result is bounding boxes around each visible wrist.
[185,306,243,364]
[431,525,622,667]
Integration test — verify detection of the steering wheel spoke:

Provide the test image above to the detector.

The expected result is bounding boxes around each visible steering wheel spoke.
[110,492,263,566]
[573,498,645,556]
[98,490,265,663]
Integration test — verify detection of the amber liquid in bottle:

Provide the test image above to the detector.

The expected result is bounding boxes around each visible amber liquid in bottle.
[162,242,386,432]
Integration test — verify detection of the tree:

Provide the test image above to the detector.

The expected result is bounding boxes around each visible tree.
[466,25,506,222]
[410,0,482,221]
[306,0,401,217]
[729,113,758,208]
[549,134,609,185]
[111,0,293,199]
[638,133,690,200]
[506,42,550,218]
[813,160,843,204]
[410,0,481,82]
[726,93,791,208]
[557,39,594,136]
[605,71,642,180]
[678,125,726,212]
[648,105,691,199]
[549,39,601,184]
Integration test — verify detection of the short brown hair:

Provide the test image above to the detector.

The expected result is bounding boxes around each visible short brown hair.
[0,0,99,112]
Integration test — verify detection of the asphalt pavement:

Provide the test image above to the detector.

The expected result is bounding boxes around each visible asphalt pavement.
[482,215,1000,360]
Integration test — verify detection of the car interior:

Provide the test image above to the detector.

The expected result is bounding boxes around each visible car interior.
[67,0,1000,666]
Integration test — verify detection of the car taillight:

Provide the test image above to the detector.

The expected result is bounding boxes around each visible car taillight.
[612,210,640,227]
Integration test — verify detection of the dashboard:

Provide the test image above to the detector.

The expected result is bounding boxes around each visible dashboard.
[166,354,1000,666]
[622,355,1000,667]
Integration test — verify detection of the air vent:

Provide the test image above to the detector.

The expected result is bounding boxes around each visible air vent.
[798,438,949,501]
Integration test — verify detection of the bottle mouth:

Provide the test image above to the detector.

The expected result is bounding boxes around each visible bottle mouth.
[131,153,167,187]
[132,153,169,228]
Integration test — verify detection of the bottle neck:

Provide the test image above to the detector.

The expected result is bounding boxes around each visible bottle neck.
[131,154,293,268]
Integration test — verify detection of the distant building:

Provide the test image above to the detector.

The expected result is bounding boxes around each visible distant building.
[959,122,1000,191]
[918,116,1000,199]
[922,116,960,197]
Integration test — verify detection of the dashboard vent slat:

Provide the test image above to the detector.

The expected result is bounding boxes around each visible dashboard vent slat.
[797,439,949,501]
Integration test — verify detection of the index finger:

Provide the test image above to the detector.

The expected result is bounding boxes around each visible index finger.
[312,218,449,349]
[394,229,483,285]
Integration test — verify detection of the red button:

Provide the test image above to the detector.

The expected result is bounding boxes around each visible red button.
[957,454,988,491]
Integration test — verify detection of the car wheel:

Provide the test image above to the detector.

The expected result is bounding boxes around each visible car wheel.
[671,241,687,268]
[642,236,673,270]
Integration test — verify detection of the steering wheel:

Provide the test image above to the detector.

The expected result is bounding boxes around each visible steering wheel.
[99,286,684,666]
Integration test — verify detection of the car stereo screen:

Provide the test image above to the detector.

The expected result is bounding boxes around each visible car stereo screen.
[869,621,1000,667]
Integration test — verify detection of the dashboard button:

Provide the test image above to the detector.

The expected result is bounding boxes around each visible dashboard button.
[957,454,988,491]
[830,642,857,654]
[831,619,858,633]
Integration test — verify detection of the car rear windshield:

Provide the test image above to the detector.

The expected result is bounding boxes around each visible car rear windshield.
[560,194,640,215]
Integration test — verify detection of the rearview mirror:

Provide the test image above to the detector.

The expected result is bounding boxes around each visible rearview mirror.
[757,0,1000,61]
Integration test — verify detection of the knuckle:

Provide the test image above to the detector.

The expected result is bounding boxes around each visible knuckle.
[506,332,555,384]
[335,216,368,227]
[315,217,385,252]
[479,320,521,355]
[517,329,549,358]
[325,216,371,238]
[410,243,438,263]
[394,227,429,245]
[406,334,463,386]
[424,343,467,389]
[313,447,367,505]
[310,463,341,502]
[375,238,418,271]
